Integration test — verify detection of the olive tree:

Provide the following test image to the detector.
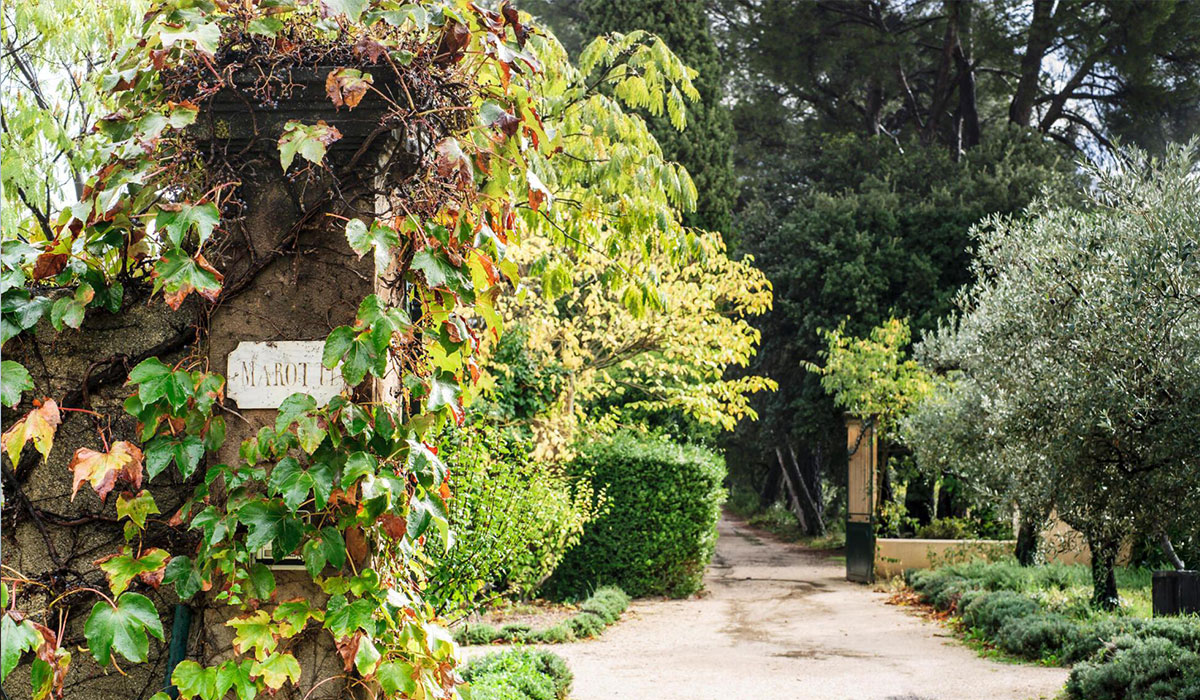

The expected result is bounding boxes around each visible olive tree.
[911,144,1200,608]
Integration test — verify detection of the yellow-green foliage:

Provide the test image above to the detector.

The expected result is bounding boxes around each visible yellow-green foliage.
[806,317,934,435]
[488,230,774,460]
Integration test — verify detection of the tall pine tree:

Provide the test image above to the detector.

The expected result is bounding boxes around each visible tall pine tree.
[574,0,736,234]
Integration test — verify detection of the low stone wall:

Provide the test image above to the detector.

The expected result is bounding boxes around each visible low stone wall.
[875,538,1016,578]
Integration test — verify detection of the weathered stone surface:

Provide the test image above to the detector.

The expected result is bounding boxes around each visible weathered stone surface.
[198,151,377,699]
[2,298,199,700]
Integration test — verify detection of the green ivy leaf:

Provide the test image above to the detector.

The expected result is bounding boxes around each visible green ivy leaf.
[250,652,300,691]
[2,292,51,331]
[153,248,222,308]
[377,660,417,694]
[278,120,342,171]
[158,22,220,55]
[84,592,164,666]
[216,659,257,700]
[301,538,327,578]
[171,660,218,700]
[354,635,381,676]
[31,657,53,699]
[340,451,378,489]
[164,556,205,601]
[309,461,335,509]
[247,16,284,37]
[116,490,160,529]
[345,219,401,270]
[146,435,206,479]
[1,360,32,407]
[275,394,316,432]
[411,249,458,289]
[407,440,447,489]
[273,599,316,637]
[98,548,170,596]
[324,594,377,639]
[276,394,326,453]
[268,457,314,511]
[322,326,356,368]
[1,613,41,681]
[50,290,88,331]
[426,372,462,421]
[321,0,368,21]
[249,562,275,600]
[239,500,304,555]
[156,203,219,249]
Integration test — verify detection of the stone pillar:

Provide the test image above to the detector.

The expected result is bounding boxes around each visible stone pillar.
[195,68,407,699]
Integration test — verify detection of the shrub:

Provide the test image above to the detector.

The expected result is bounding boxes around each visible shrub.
[961,590,1041,634]
[426,424,596,612]
[1064,617,1200,663]
[530,623,575,644]
[498,623,533,642]
[955,588,987,615]
[543,432,726,599]
[932,579,978,611]
[461,649,573,700]
[457,623,501,645]
[996,613,1079,661]
[579,586,631,624]
[747,502,803,540]
[567,612,607,639]
[915,517,979,540]
[455,587,631,645]
[1066,636,1200,700]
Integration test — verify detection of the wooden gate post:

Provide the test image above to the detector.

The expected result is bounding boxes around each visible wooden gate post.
[845,415,878,582]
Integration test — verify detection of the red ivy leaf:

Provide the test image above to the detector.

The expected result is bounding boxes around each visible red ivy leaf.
[336,630,363,672]
[325,67,374,110]
[500,1,528,46]
[69,441,144,501]
[354,36,387,64]
[32,252,69,281]
[435,20,470,64]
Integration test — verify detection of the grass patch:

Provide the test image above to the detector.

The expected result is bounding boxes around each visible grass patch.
[454,587,630,645]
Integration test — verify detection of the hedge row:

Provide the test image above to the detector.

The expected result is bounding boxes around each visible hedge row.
[542,432,726,599]
[460,649,573,700]
[906,566,1200,700]
[455,587,630,645]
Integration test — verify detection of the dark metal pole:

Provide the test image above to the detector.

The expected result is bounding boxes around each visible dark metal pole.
[163,603,193,698]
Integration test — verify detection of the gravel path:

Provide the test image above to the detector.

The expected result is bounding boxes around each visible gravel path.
[466,515,1068,700]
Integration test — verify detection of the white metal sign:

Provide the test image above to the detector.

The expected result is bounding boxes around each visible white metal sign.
[226,340,347,409]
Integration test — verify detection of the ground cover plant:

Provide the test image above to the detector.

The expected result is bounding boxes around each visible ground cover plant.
[459,649,572,700]
[905,561,1200,699]
[543,432,725,599]
[454,586,629,645]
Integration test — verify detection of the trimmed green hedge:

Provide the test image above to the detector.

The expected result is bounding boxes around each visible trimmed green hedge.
[543,433,726,599]
[460,649,572,700]
[454,587,630,645]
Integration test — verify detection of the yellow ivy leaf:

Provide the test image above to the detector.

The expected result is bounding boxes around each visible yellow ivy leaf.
[1,399,61,465]
[250,652,300,690]
[227,610,277,661]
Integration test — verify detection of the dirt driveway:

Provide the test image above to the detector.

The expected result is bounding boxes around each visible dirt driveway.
[466,515,1068,700]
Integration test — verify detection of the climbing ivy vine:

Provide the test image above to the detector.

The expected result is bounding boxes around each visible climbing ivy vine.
[1,1,705,698]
